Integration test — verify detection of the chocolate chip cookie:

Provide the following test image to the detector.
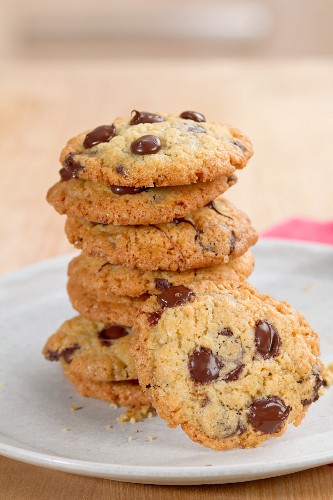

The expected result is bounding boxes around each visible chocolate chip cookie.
[68,251,254,298]
[133,281,323,450]
[42,316,149,406]
[65,196,258,271]
[67,280,147,326]
[59,111,253,187]
[47,176,236,225]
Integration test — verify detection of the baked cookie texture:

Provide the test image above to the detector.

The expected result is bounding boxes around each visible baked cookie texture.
[65,196,258,271]
[68,251,254,298]
[60,113,253,187]
[133,281,323,450]
[47,176,237,225]
[42,316,149,406]
[67,280,146,326]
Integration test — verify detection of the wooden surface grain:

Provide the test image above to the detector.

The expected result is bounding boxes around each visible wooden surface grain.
[0,59,332,498]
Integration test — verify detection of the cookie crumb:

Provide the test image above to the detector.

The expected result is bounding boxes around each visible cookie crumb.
[117,405,156,423]
[104,424,113,430]
[59,427,70,432]
[146,435,156,442]
[128,436,133,442]
[303,282,314,292]
[70,405,83,411]
[323,363,333,386]
[109,403,118,409]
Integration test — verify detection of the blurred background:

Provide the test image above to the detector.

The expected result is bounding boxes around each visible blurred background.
[1,0,333,273]
[1,0,333,59]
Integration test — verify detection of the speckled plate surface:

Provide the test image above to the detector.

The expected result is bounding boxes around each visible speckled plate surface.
[0,240,332,485]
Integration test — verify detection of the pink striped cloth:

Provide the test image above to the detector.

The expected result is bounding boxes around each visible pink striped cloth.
[262,218,333,245]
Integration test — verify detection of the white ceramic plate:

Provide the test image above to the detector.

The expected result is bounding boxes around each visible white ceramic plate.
[0,239,332,485]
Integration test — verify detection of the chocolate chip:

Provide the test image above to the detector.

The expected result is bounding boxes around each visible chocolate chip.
[230,139,245,152]
[115,165,126,175]
[45,344,80,364]
[255,320,280,359]
[157,285,194,308]
[227,175,238,186]
[130,110,164,125]
[110,185,147,195]
[155,278,171,291]
[130,135,161,155]
[99,325,128,346]
[146,311,162,326]
[83,124,116,149]
[219,328,233,337]
[59,168,72,181]
[180,111,206,122]
[62,344,80,363]
[45,350,61,362]
[222,363,244,382]
[188,347,223,383]
[64,153,83,178]
[302,372,323,405]
[185,124,206,133]
[247,397,291,434]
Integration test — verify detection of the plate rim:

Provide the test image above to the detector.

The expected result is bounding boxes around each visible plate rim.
[0,239,332,483]
[0,439,332,484]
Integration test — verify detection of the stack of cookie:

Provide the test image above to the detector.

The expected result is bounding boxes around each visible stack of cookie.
[43,110,324,449]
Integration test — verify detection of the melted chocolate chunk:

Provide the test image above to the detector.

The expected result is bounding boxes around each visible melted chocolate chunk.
[59,168,72,181]
[155,278,171,291]
[205,201,234,220]
[218,328,233,337]
[222,363,244,382]
[180,111,206,122]
[130,110,164,125]
[83,124,116,149]
[188,347,223,383]
[255,320,280,359]
[110,185,147,195]
[115,165,126,175]
[64,153,83,178]
[247,397,291,434]
[46,344,80,364]
[229,230,236,255]
[146,311,162,326]
[140,293,151,301]
[302,372,323,405]
[98,325,128,345]
[173,217,197,230]
[157,285,194,308]
[131,135,161,155]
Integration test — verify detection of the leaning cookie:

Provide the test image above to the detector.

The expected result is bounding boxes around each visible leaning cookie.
[59,111,253,187]
[42,316,149,406]
[67,280,147,326]
[47,176,236,225]
[65,196,258,272]
[68,251,254,298]
[133,281,323,450]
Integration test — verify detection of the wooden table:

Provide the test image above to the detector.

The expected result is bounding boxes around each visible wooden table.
[0,60,332,499]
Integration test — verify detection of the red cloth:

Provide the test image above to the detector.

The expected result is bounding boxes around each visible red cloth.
[262,218,333,245]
